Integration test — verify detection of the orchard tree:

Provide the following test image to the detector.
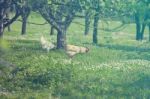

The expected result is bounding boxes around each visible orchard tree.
[140,1,150,41]
[20,0,30,35]
[50,26,55,35]
[80,0,94,36]
[31,0,82,49]
[84,9,93,35]
[0,0,12,37]
[118,0,150,41]
[100,0,150,41]
[0,0,24,37]
[80,0,105,44]
[92,0,105,44]
[128,0,150,41]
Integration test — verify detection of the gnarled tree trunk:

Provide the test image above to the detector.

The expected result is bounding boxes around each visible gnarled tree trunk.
[21,7,30,35]
[21,16,27,35]
[50,26,54,35]
[0,21,4,37]
[93,12,99,44]
[0,0,22,37]
[140,23,146,40]
[148,23,150,42]
[140,12,149,40]
[84,11,91,35]
[6,12,11,32]
[57,28,66,49]
[0,0,12,37]
[135,12,141,41]
[0,4,5,37]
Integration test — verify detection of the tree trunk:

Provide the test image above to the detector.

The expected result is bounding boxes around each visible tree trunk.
[141,13,149,40]
[135,12,141,41]
[50,26,54,35]
[148,23,150,42]
[7,25,11,32]
[0,21,4,37]
[93,13,99,44]
[140,23,146,40]
[84,11,90,35]
[57,29,66,49]
[21,16,27,35]
[0,8,4,37]
[21,7,30,35]
[6,13,11,32]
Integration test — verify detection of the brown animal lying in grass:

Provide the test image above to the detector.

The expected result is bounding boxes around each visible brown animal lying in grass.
[66,45,89,57]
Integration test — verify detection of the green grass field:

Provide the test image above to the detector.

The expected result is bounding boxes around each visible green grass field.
[0,13,150,99]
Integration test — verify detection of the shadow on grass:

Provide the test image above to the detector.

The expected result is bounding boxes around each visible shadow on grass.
[98,44,150,61]
[82,42,150,53]
[99,44,150,52]
[128,75,150,90]
[10,39,43,51]
[83,42,150,61]
[110,74,150,98]
[74,73,150,98]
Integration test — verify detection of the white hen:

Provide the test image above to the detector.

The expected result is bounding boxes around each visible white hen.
[40,36,55,52]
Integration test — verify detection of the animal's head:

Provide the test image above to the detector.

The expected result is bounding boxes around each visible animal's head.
[85,47,89,53]
[79,46,89,53]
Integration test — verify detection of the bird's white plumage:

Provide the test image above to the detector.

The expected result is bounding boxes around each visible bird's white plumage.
[40,36,55,52]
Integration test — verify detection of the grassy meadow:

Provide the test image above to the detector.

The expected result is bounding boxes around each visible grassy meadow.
[0,13,150,99]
